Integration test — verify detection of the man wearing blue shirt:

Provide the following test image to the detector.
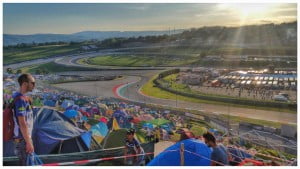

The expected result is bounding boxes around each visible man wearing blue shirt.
[13,73,35,165]
[203,132,229,166]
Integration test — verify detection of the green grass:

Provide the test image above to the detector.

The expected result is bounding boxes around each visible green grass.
[82,54,199,67]
[220,114,284,128]
[19,62,99,73]
[4,44,80,64]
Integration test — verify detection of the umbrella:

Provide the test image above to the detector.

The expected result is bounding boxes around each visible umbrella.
[147,138,212,166]
[63,110,78,118]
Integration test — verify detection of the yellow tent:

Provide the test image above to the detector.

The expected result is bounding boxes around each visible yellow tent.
[112,118,120,130]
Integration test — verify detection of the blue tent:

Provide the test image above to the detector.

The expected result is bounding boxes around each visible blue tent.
[66,104,80,111]
[90,122,109,137]
[143,123,154,129]
[4,108,92,156]
[147,139,212,166]
[63,110,78,118]
[112,110,130,128]
[160,124,172,132]
[43,100,56,107]
[61,100,75,109]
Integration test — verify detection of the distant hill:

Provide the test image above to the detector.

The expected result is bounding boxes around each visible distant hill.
[174,22,297,48]
[4,30,184,46]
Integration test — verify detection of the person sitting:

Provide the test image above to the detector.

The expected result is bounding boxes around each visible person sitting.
[202,132,229,166]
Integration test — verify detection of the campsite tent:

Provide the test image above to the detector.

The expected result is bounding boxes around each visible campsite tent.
[33,97,43,107]
[90,122,109,138]
[63,110,78,118]
[43,100,56,107]
[61,100,75,109]
[112,110,130,128]
[147,138,212,166]
[4,108,93,156]
[139,114,154,121]
[143,123,154,129]
[101,129,128,149]
[148,118,171,127]
[75,98,89,106]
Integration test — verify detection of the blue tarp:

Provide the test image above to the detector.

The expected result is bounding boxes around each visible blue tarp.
[148,139,212,166]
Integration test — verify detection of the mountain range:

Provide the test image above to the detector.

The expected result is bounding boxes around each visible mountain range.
[4,30,184,46]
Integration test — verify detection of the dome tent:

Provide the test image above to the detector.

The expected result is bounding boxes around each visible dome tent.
[61,100,75,109]
[4,108,93,156]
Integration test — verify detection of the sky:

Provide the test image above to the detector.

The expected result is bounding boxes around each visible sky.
[3,3,297,35]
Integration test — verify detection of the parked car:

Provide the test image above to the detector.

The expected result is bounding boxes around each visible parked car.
[274,95,288,102]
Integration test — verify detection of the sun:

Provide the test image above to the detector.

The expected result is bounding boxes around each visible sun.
[233,4,271,17]
[218,3,274,19]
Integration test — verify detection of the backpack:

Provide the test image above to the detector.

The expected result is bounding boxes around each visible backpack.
[3,95,30,141]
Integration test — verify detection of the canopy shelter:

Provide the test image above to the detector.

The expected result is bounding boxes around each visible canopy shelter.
[147,138,212,166]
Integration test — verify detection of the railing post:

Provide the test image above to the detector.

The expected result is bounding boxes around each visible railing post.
[180,143,184,166]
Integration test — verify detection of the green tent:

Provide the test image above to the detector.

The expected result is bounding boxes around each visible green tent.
[148,118,171,127]
[75,99,89,106]
[3,89,12,94]
[87,118,100,126]
[33,97,43,107]
[101,129,127,148]
[101,129,146,149]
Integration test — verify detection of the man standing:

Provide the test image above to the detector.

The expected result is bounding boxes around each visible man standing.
[13,73,35,165]
[202,132,229,166]
[124,128,144,165]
